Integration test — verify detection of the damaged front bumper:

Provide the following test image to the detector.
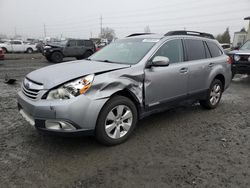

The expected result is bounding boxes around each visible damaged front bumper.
[17,91,108,136]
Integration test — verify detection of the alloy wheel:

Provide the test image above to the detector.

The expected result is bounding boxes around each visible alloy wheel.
[210,84,221,106]
[105,105,133,139]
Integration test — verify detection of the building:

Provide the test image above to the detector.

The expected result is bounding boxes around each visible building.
[232,31,247,48]
[244,16,250,40]
[232,16,250,48]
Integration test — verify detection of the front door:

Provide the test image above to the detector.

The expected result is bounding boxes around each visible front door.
[64,40,78,57]
[144,39,188,107]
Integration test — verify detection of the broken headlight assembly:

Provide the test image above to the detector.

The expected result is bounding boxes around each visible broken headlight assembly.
[46,74,94,100]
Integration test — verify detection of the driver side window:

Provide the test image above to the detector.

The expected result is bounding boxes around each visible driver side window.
[153,39,184,63]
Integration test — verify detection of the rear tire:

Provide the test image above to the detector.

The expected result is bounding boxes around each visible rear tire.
[51,51,63,63]
[95,96,138,146]
[84,51,93,59]
[26,48,33,54]
[200,79,223,109]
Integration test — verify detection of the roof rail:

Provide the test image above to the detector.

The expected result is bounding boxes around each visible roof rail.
[126,33,154,37]
[165,30,215,39]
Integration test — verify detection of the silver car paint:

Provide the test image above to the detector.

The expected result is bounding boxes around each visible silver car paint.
[17,35,231,132]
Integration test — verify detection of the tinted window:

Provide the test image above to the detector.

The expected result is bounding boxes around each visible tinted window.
[11,41,22,45]
[67,40,76,47]
[185,39,206,61]
[206,41,222,57]
[77,40,84,46]
[222,44,230,49]
[204,42,212,58]
[153,39,184,63]
[84,40,94,47]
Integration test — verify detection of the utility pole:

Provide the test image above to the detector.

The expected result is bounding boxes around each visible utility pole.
[14,27,17,37]
[43,24,47,38]
[100,15,103,36]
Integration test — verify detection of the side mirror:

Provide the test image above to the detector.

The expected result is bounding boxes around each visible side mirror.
[151,56,170,67]
[66,43,70,47]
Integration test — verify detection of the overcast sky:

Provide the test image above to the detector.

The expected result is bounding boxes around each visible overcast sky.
[0,0,249,39]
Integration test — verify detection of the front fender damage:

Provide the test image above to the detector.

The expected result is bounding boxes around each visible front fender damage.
[86,72,144,104]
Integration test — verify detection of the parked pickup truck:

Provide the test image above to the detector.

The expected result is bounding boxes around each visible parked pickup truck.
[0,40,37,53]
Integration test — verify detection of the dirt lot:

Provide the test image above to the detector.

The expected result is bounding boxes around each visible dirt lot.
[0,54,250,188]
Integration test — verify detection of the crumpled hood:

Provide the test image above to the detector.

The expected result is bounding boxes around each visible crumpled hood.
[26,60,130,89]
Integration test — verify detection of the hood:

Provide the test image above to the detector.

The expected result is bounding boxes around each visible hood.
[27,60,130,89]
[227,49,250,55]
[45,42,64,48]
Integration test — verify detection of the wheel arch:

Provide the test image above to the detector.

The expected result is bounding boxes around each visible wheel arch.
[213,74,225,91]
[110,88,142,116]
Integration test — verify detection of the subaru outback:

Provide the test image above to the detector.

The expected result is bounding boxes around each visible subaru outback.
[18,31,232,145]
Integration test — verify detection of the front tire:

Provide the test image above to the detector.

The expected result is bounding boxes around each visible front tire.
[200,79,223,109]
[50,51,63,63]
[95,96,138,146]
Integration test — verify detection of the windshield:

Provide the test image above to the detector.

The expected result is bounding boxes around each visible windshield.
[89,38,158,65]
[240,40,250,50]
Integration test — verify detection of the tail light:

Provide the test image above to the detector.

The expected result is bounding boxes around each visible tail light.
[227,56,233,64]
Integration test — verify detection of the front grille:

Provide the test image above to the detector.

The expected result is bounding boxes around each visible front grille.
[22,85,40,99]
[22,78,44,100]
[239,55,250,62]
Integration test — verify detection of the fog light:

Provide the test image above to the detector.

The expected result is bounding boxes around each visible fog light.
[45,120,76,131]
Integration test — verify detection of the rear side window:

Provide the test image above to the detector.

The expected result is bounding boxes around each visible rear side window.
[206,41,222,57]
[153,39,184,63]
[204,42,212,58]
[77,40,84,46]
[185,39,206,61]
[84,40,94,47]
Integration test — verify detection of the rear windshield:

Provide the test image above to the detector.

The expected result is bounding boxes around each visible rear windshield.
[89,38,158,65]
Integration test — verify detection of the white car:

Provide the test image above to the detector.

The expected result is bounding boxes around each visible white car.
[0,40,37,53]
[220,43,232,54]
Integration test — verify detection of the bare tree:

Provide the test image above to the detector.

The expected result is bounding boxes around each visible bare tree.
[99,27,116,43]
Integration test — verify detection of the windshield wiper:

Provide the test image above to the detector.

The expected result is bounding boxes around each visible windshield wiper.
[96,59,118,63]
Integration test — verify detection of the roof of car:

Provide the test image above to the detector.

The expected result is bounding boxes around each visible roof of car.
[126,30,215,40]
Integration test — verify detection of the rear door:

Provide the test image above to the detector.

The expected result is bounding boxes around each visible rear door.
[184,39,212,95]
[76,40,87,56]
[144,39,188,106]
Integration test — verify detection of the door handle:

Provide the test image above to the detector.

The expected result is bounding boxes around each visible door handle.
[179,67,188,73]
[208,63,215,67]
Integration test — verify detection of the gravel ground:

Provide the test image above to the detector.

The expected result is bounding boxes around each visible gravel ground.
[0,54,250,188]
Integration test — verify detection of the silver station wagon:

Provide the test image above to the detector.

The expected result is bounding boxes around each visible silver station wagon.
[18,31,232,145]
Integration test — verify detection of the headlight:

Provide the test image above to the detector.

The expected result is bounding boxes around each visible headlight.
[46,74,94,100]
[234,55,240,62]
[248,56,250,62]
